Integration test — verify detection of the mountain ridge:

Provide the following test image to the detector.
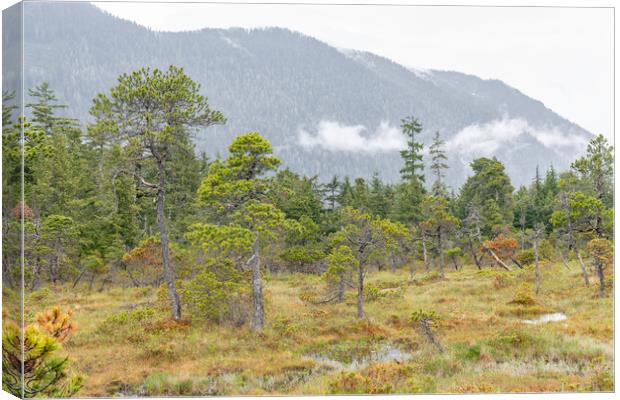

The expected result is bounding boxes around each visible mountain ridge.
[5,2,593,188]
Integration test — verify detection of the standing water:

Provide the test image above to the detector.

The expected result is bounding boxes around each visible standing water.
[521,312,567,325]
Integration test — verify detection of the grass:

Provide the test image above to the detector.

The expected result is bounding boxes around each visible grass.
[20,261,613,396]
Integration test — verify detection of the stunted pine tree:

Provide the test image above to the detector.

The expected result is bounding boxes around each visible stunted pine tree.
[551,185,608,287]
[421,195,458,278]
[529,223,544,294]
[196,132,282,331]
[571,134,613,237]
[90,66,225,320]
[2,314,83,397]
[338,208,382,318]
[587,238,613,298]
[324,245,358,302]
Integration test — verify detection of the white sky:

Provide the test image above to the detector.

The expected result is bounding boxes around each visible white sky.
[92,0,614,141]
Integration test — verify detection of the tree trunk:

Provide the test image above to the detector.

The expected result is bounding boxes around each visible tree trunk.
[50,252,60,284]
[72,267,86,289]
[357,265,364,319]
[484,246,511,271]
[31,259,41,290]
[422,235,429,272]
[595,260,605,298]
[337,277,345,302]
[559,250,571,270]
[88,272,96,291]
[156,159,182,321]
[390,252,396,273]
[437,229,445,279]
[467,236,482,269]
[250,234,265,331]
[451,257,459,271]
[576,250,589,286]
[534,237,540,294]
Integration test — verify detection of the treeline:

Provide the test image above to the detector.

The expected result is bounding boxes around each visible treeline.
[2,66,614,332]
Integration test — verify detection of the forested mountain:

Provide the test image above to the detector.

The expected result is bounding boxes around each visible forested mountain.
[10,2,592,187]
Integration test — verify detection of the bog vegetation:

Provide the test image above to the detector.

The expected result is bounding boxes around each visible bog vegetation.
[2,66,614,397]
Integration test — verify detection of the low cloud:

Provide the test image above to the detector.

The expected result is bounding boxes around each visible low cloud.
[298,120,405,153]
[446,116,588,156]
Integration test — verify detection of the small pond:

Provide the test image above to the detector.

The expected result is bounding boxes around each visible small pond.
[521,312,567,325]
[306,343,412,371]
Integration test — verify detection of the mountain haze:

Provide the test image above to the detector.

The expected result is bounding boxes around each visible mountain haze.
[7,2,593,188]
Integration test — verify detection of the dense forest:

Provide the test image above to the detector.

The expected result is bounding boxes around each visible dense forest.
[2,66,614,397]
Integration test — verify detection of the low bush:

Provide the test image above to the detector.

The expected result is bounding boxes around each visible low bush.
[515,249,535,266]
[97,307,157,337]
[509,283,537,306]
[180,270,251,327]
[363,283,385,302]
[452,342,482,362]
[272,315,301,337]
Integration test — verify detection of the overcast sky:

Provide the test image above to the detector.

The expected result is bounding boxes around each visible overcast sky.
[92,1,614,142]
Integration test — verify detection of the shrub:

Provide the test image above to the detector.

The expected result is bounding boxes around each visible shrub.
[538,239,554,261]
[411,310,443,352]
[515,249,535,266]
[483,234,518,261]
[492,271,513,288]
[35,306,78,343]
[410,309,441,324]
[414,271,441,284]
[272,315,300,337]
[406,374,437,393]
[98,307,157,336]
[142,341,178,361]
[280,246,326,266]
[180,270,251,326]
[2,320,83,397]
[363,283,385,302]
[509,283,537,306]
[328,372,370,394]
[453,342,481,362]
[587,358,614,391]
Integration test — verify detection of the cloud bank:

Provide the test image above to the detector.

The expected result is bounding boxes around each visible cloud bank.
[445,117,588,156]
[298,117,587,158]
[298,120,405,154]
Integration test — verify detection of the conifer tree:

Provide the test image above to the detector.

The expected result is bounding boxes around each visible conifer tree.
[399,116,425,184]
[429,131,449,197]
[196,132,282,331]
[90,66,226,320]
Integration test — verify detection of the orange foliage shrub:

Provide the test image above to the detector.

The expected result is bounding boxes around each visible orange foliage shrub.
[10,201,34,220]
[483,234,518,260]
[35,306,78,342]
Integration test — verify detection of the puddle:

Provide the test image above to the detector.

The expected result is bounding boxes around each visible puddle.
[307,344,412,371]
[521,312,567,325]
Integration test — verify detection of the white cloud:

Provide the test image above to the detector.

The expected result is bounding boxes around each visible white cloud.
[298,120,405,154]
[445,116,589,157]
[93,1,613,141]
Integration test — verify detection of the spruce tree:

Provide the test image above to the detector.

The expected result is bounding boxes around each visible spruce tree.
[429,131,449,197]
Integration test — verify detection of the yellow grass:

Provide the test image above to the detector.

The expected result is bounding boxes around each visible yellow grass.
[21,261,614,396]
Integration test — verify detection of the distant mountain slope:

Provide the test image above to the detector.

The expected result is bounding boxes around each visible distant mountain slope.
[7,2,592,187]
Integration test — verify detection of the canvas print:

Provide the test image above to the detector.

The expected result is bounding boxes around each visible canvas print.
[1,1,614,397]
